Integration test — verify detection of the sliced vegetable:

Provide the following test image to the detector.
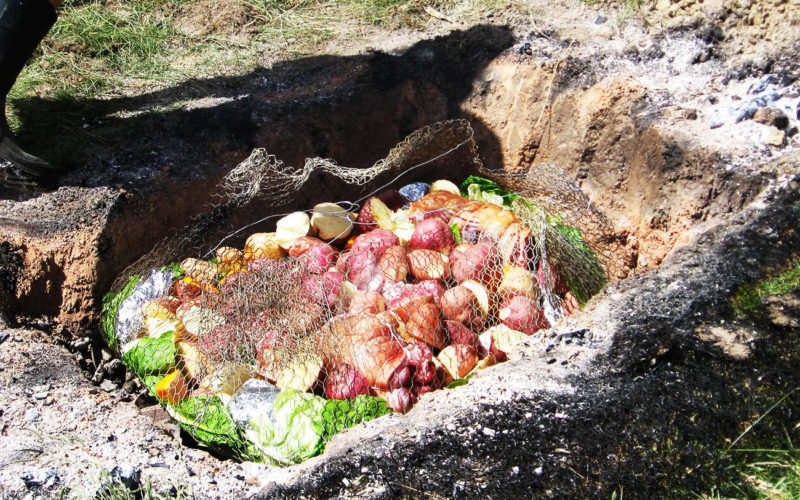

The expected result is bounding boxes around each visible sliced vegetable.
[275,211,312,250]
[276,353,323,392]
[155,369,192,405]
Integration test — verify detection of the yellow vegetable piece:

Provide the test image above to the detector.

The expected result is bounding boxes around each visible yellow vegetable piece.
[276,354,323,392]
[155,369,191,405]
[215,246,244,275]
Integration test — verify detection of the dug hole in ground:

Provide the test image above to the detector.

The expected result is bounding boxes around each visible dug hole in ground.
[1,1,800,498]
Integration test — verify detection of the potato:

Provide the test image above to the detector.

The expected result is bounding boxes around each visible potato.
[378,245,409,283]
[181,305,225,339]
[498,266,539,299]
[498,296,549,335]
[324,364,370,400]
[243,232,285,261]
[351,228,399,257]
[302,271,346,309]
[203,362,253,397]
[440,285,487,332]
[180,258,219,288]
[430,179,460,195]
[341,248,383,291]
[348,290,386,315]
[275,211,311,250]
[444,320,482,353]
[437,345,479,380]
[491,324,528,354]
[479,327,508,362]
[215,246,244,275]
[289,237,337,274]
[498,223,534,269]
[479,325,526,360]
[449,242,500,285]
[460,280,490,318]
[141,299,186,340]
[381,280,446,310]
[404,301,446,349]
[311,202,354,243]
[408,218,456,255]
[413,280,447,306]
[407,249,450,281]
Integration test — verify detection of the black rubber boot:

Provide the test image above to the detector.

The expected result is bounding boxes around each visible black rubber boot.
[0,0,63,186]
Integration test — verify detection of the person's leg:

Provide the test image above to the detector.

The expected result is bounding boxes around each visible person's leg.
[0,0,65,185]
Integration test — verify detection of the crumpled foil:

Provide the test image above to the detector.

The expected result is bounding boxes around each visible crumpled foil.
[228,378,281,428]
[115,269,174,347]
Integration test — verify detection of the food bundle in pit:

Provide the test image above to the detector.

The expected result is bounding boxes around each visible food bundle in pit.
[103,176,602,465]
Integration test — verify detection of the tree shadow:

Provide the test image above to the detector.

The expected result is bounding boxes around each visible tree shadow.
[8,24,514,199]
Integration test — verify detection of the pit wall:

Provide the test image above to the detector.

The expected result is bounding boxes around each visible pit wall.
[463,58,766,269]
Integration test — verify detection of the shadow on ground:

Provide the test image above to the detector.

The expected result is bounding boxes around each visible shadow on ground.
[8,24,514,200]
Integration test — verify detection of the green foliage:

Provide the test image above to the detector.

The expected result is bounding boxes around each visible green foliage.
[245,388,327,464]
[460,174,517,207]
[730,259,800,319]
[450,223,462,245]
[167,396,249,457]
[701,389,800,500]
[551,222,607,306]
[121,331,177,378]
[161,262,185,279]
[100,274,141,352]
[317,395,392,441]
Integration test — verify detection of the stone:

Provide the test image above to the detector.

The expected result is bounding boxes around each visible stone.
[752,106,789,129]
[110,465,141,492]
[100,379,117,392]
[763,292,800,328]
[763,127,786,147]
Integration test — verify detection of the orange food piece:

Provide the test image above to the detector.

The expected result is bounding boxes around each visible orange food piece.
[155,369,191,405]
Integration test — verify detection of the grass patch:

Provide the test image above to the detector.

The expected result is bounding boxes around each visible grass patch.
[730,258,800,319]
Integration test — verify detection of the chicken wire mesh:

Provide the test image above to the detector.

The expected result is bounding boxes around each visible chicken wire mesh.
[101,119,625,464]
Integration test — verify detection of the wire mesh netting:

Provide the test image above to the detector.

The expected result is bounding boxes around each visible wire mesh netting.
[101,119,626,465]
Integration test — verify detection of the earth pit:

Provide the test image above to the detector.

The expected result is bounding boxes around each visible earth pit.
[0,10,799,498]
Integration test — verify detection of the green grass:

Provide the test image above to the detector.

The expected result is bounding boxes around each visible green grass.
[8,0,453,105]
[730,258,800,319]
[703,441,800,500]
